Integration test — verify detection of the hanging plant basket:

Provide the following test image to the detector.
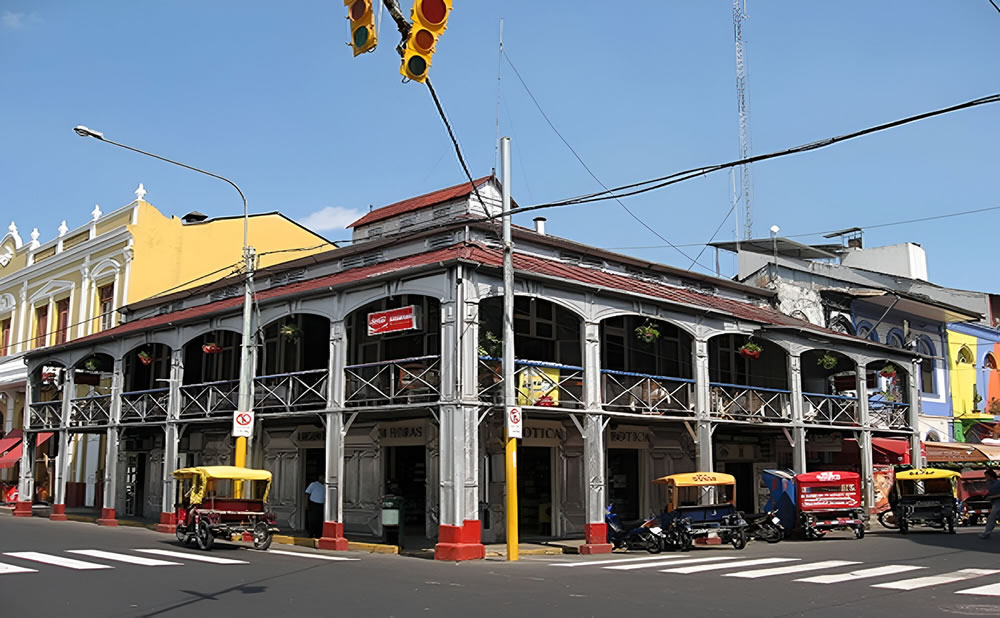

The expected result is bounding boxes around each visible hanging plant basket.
[202,343,223,355]
[738,340,762,360]
[634,320,661,344]
[83,357,101,372]
[279,323,302,342]
[137,350,153,366]
[817,353,838,370]
[478,330,503,359]
[880,363,897,379]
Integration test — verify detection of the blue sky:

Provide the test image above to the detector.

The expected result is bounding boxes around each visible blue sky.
[1,1,997,290]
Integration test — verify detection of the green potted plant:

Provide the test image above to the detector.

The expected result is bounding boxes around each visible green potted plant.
[279,323,302,343]
[478,330,503,359]
[817,353,838,370]
[137,350,153,366]
[202,342,223,354]
[738,339,762,360]
[880,363,897,379]
[634,320,661,344]
[83,357,101,372]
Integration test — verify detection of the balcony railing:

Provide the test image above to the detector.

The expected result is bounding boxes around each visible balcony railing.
[869,398,911,430]
[255,369,328,413]
[601,369,695,416]
[120,388,170,423]
[28,400,62,429]
[478,357,584,409]
[710,382,790,422]
[802,392,860,426]
[344,355,440,407]
[69,394,112,426]
[179,379,239,418]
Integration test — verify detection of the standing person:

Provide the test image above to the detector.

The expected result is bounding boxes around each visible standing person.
[304,474,325,538]
[979,469,1000,539]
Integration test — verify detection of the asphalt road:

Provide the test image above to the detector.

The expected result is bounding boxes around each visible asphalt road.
[3,516,1000,617]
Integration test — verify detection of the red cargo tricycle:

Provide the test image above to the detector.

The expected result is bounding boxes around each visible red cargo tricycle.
[796,471,865,540]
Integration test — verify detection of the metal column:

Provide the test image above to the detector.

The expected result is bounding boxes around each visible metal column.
[908,360,923,467]
[317,318,349,550]
[98,358,123,525]
[857,362,874,517]
[693,339,714,473]
[788,353,807,473]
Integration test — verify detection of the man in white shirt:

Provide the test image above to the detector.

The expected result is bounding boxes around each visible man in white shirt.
[305,475,325,538]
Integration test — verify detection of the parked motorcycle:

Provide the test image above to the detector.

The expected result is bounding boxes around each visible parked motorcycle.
[742,509,784,543]
[605,504,663,553]
[660,516,694,552]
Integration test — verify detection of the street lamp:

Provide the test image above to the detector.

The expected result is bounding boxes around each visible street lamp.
[74,125,256,482]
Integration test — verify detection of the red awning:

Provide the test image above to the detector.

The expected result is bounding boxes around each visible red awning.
[0,436,20,458]
[872,437,912,465]
[0,432,53,470]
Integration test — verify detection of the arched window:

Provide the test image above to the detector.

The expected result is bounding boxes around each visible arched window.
[957,346,974,365]
[985,353,997,370]
[917,337,936,395]
[856,321,878,342]
[886,329,905,349]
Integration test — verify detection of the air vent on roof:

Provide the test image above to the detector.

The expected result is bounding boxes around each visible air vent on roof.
[341,252,384,270]
[559,251,583,264]
[156,301,185,316]
[182,211,208,224]
[400,216,416,228]
[582,256,605,269]
[433,206,451,220]
[268,268,306,288]
[427,233,455,249]
[209,286,242,302]
[626,266,661,282]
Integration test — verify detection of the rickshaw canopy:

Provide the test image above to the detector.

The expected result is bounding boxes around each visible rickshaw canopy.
[173,466,272,504]
[653,472,736,487]
[895,468,960,481]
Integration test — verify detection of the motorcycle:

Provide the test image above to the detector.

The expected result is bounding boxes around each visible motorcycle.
[742,509,783,543]
[605,504,664,553]
[660,516,694,552]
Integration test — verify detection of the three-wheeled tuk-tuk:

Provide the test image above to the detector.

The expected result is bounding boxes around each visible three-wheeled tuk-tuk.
[891,468,960,534]
[173,466,279,551]
[655,472,748,550]
[796,471,865,540]
[958,470,992,526]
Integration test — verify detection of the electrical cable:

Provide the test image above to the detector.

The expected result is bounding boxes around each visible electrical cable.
[503,51,715,272]
[990,0,1000,14]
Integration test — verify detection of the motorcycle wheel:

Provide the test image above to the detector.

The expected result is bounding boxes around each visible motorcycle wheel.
[946,516,956,535]
[642,531,663,554]
[877,510,899,530]
[854,525,865,540]
[759,524,783,544]
[679,531,693,552]
[899,518,909,535]
[195,520,215,551]
[253,522,273,550]
[175,525,190,545]
[731,529,748,550]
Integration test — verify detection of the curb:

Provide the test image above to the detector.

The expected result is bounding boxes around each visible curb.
[269,534,400,555]
[484,546,563,557]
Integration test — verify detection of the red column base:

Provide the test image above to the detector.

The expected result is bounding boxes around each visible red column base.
[49,503,68,521]
[434,520,485,561]
[695,536,722,545]
[13,501,32,517]
[155,511,177,534]
[579,521,613,554]
[96,507,118,527]
[317,521,349,551]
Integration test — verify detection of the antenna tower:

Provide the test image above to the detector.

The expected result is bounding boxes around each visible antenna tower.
[733,0,753,240]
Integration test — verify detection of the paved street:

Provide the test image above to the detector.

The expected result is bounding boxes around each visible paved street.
[5,516,1000,617]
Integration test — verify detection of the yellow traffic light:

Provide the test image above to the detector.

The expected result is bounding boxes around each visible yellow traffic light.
[400,0,452,83]
[345,0,377,56]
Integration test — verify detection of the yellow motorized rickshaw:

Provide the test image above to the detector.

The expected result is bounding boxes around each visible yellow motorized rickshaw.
[654,472,748,550]
[890,468,961,534]
[173,466,279,551]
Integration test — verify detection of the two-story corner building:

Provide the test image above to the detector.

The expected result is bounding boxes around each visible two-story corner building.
[710,236,982,445]
[0,184,332,519]
[18,177,918,559]
[946,315,1000,443]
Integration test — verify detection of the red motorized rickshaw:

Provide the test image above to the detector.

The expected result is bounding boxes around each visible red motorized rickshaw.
[796,471,865,540]
[173,466,279,551]
[958,470,993,527]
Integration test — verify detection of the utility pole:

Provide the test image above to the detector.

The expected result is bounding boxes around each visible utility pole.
[500,136,518,561]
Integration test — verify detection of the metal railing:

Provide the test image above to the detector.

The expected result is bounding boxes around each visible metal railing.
[709,382,791,422]
[69,394,112,426]
[28,400,62,429]
[802,392,860,426]
[601,369,695,415]
[344,355,441,407]
[120,388,170,423]
[869,398,911,430]
[255,369,328,413]
[478,357,585,409]
[179,378,239,418]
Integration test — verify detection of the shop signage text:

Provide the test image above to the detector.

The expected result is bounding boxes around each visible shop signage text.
[367,305,420,336]
[522,421,567,447]
[377,419,425,446]
[608,425,653,449]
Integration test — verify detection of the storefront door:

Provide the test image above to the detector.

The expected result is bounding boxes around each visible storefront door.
[607,449,640,521]
[518,446,552,537]
[384,445,426,539]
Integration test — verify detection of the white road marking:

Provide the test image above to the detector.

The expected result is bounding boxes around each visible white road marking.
[872,569,1000,591]
[135,549,249,565]
[956,582,1000,597]
[726,560,860,579]
[797,564,925,584]
[552,555,688,567]
[661,557,798,574]
[605,556,741,570]
[4,551,113,570]
[0,562,37,575]
[68,550,181,566]
[262,549,359,561]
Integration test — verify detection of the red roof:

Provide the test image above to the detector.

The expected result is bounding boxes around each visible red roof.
[347,175,493,228]
[54,241,852,352]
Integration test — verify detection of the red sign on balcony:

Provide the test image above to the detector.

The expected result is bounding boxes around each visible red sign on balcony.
[367,305,420,336]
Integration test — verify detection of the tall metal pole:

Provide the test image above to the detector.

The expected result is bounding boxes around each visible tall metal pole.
[500,136,518,561]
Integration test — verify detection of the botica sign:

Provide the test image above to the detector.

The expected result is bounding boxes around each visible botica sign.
[376,419,425,446]
[607,425,653,449]
[521,420,567,447]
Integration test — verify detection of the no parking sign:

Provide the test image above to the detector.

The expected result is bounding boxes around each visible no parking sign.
[232,410,254,438]
[506,406,523,439]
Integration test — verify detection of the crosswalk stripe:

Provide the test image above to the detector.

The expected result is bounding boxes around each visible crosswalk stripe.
[135,549,248,565]
[604,556,740,571]
[552,555,687,568]
[872,569,1000,591]
[956,582,1000,597]
[726,560,860,579]
[262,549,359,561]
[68,550,181,566]
[4,551,113,570]
[797,565,925,584]
[0,562,37,575]
[661,557,798,574]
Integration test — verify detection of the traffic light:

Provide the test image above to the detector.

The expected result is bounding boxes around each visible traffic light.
[400,0,452,83]
[345,0,377,56]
